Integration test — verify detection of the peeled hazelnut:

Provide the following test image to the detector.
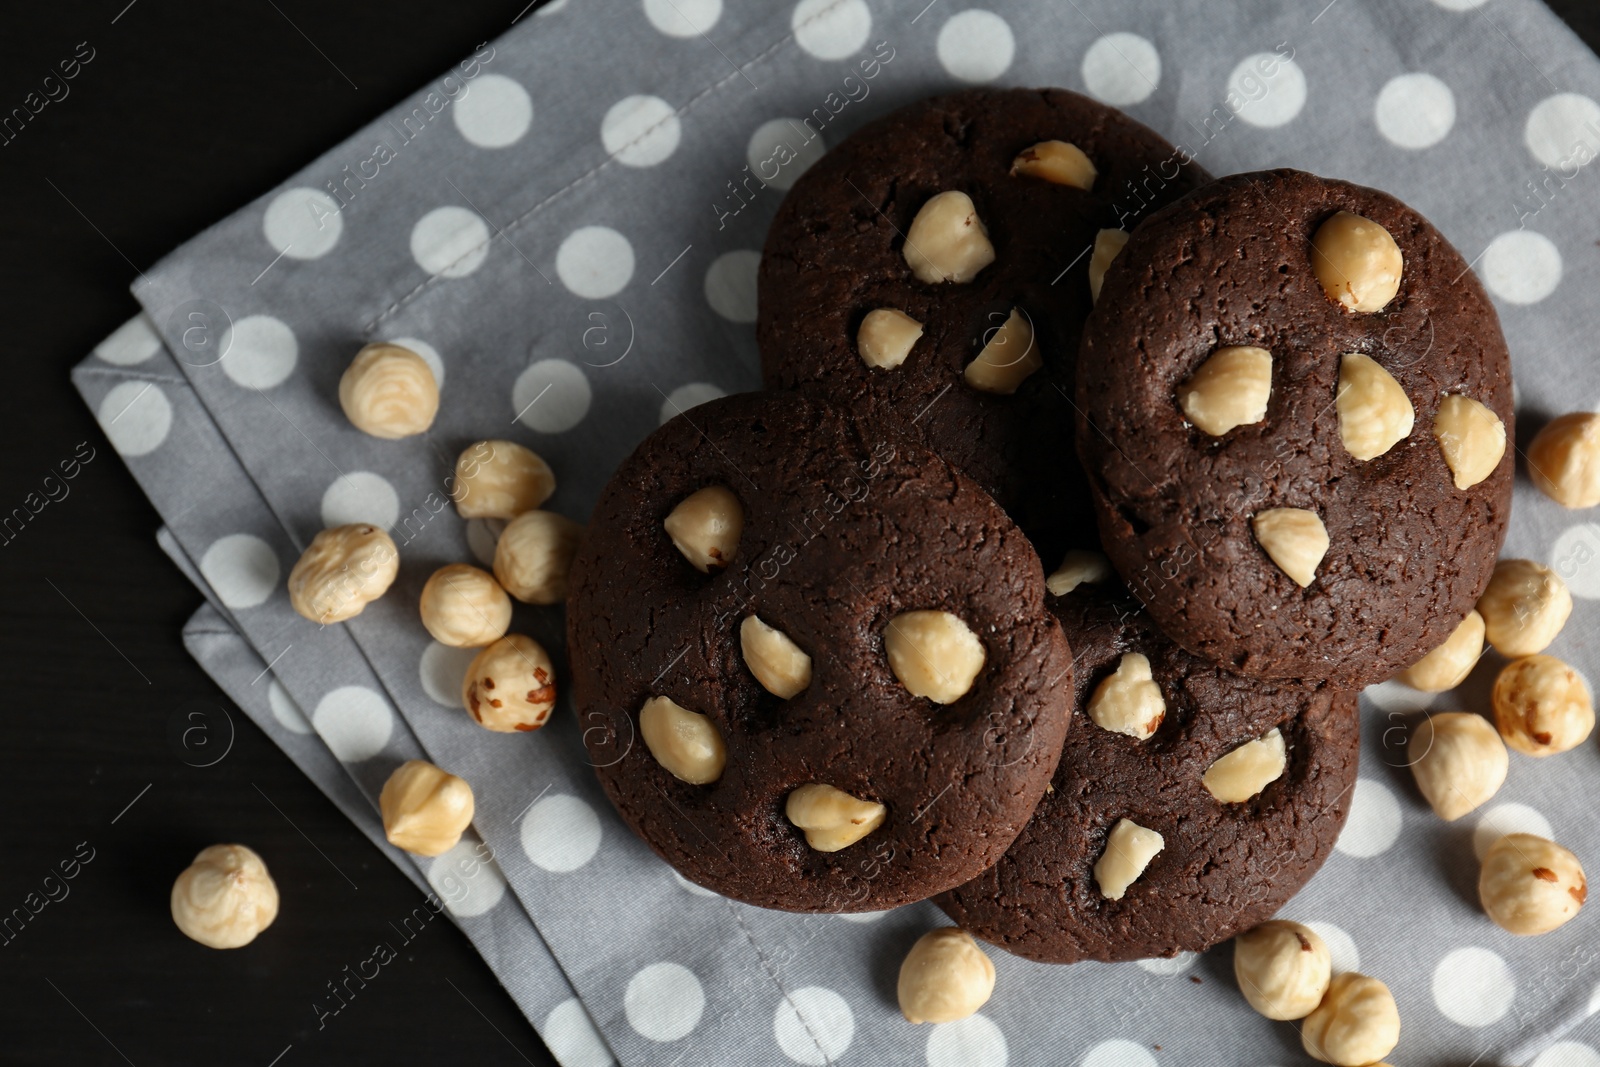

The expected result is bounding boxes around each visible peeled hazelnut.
[419,564,511,648]
[1251,507,1329,588]
[1046,549,1113,596]
[897,928,996,1024]
[1479,832,1587,935]
[903,190,995,284]
[493,510,582,605]
[786,783,886,852]
[740,615,812,699]
[883,610,986,704]
[963,308,1040,394]
[1433,394,1506,490]
[1009,139,1096,189]
[1087,652,1166,740]
[1094,818,1164,900]
[338,342,439,439]
[664,486,742,573]
[451,439,555,520]
[288,524,399,624]
[858,308,923,371]
[380,760,475,857]
[1088,228,1129,304]
[1478,558,1573,658]
[1301,972,1401,1066]
[1527,412,1600,508]
[1491,654,1594,757]
[462,634,557,733]
[1203,727,1287,803]
[1336,353,1413,461]
[1178,346,1273,436]
[1233,920,1331,1020]
[1398,609,1485,692]
[1311,210,1403,314]
[170,844,279,949]
[1408,713,1508,821]
[639,695,727,784]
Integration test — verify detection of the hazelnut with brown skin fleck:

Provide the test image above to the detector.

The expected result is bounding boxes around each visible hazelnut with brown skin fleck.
[461,634,557,733]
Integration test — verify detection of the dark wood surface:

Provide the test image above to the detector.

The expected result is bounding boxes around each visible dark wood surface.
[3,2,1598,1063]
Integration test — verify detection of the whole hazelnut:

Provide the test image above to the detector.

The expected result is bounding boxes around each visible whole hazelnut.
[1408,712,1507,821]
[1477,559,1572,658]
[419,564,512,648]
[462,634,557,733]
[1491,654,1594,757]
[1301,972,1401,1066]
[1479,832,1587,935]
[380,760,475,857]
[287,524,399,624]
[1527,411,1600,508]
[1232,920,1331,1020]
[897,928,996,1024]
[170,844,279,949]
[493,510,582,605]
[338,342,439,439]
[451,439,556,520]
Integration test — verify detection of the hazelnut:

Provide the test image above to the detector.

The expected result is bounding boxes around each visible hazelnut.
[1203,727,1287,803]
[1232,920,1331,1020]
[903,190,995,285]
[1479,832,1587,935]
[418,564,512,648]
[1477,558,1573,658]
[1433,394,1506,491]
[1336,353,1413,461]
[1311,210,1403,314]
[663,486,743,572]
[338,342,439,439]
[1398,609,1485,692]
[1408,713,1508,821]
[786,783,886,852]
[461,634,557,733]
[1178,345,1273,436]
[1301,972,1401,1066]
[1491,654,1594,757]
[170,844,279,949]
[1009,139,1096,189]
[857,308,923,370]
[493,510,582,604]
[1087,652,1165,740]
[1527,412,1600,508]
[639,695,727,784]
[379,760,475,857]
[739,615,812,699]
[451,439,556,520]
[1093,817,1164,900]
[883,610,986,704]
[1251,507,1329,588]
[1088,228,1129,304]
[963,308,1041,394]
[287,524,399,624]
[1046,549,1113,596]
[897,928,996,1025]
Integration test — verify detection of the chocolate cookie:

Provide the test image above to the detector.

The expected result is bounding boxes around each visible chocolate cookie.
[936,582,1359,964]
[1077,169,1514,687]
[567,391,1073,912]
[758,88,1210,561]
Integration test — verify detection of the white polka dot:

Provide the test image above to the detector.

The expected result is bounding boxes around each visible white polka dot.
[466,518,506,567]
[97,381,173,457]
[1431,0,1488,8]
[556,226,634,298]
[1336,779,1402,857]
[320,471,400,530]
[219,315,298,389]
[774,986,854,1064]
[1533,1043,1600,1067]
[625,962,704,1041]
[671,868,720,898]
[747,118,828,191]
[1433,946,1515,1027]
[312,685,394,763]
[1081,33,1161,106]
[427,839,508,918]
[453,74,533,148]
[263,187,344,259]
[1525,93,1600,169]
[704,250,760,323]
[1137,952,1197,976]
[1227,52,1307,128]
[1375,73,1455,149]
[199,533,280,609]
[267,680,311,734]
[1081,1039,1156,1067]
[1363,678,1437,714]
[1474,802,1553,860]
[513,360,592,433]
[660,382,727,425]
[411,206,492,279]
[936,11,1014,83]
[1480,230,1562,304]
[536,0,571,14]
[927,1014,1007,1067]
[792,0,871,61]
[387,336,444,388]
[643,0,720,37]
[1551,524,1600,599]
[95,315,161,366]
[835,909,887,923]
[522,794,602,872]
[600,95,681,167]
[1303,921,1360,974]
[544,998,615,1067]
[420,641,477,707]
